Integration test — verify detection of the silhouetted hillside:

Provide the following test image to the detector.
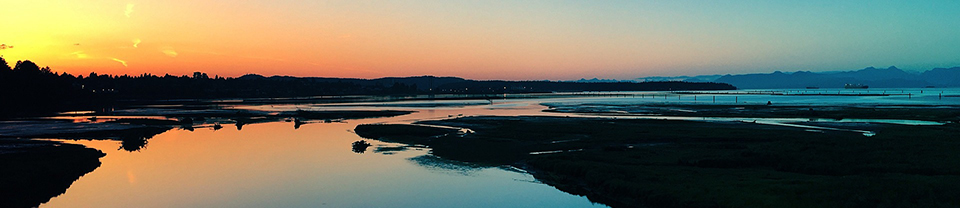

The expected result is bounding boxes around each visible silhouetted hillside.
[436,80,734,93]
[922,67,960,86]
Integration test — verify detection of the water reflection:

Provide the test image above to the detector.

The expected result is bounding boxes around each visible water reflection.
[118,136,149,152]
[114,127,171,152]
[373,145,419,155]
[235,121,245,130]
[408,155,485,176]
[351,140,371,153]
[44,104,606,208]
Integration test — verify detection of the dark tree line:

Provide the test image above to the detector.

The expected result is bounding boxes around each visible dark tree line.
[0,58,421,116]
[0,57,735,117]
[1,58,89,115]
[436,80,736,93]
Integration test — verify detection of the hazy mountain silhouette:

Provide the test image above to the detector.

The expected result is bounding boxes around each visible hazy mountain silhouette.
[921,67,960,87]
[834,66,914,81]
[574,78,621,83]
[712,66,960,89]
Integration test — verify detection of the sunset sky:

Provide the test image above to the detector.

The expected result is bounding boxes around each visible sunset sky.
[2,0,959,80]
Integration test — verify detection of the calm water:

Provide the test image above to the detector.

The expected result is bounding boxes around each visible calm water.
[44,100,608,208]
[40,88,959,207]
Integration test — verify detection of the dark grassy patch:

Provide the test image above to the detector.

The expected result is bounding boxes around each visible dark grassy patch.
[355,116,960,208]
[354,124,459,145]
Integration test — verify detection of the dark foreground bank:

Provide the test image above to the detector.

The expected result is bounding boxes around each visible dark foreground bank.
[356,116,960,208]
[0,139,105,208]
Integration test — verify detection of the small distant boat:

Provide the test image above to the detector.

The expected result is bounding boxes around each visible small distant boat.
[925,86,937,88]
[844,84,868,89]
[805,87,820,89]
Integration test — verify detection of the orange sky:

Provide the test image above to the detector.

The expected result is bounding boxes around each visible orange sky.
[2,1,959,80]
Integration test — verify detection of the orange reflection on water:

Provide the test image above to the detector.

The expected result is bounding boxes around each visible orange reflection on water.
[42,102,604,208]
[46,120,407,207]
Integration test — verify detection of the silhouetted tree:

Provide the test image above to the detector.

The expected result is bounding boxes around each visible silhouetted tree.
[0,56,10,71]
[192,72,208,79]
[14,60,40,73]
[0,57,11,80]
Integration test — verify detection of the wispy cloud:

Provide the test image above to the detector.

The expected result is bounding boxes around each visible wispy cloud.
[0,44,12,50]
[162,48,178,57]
[72,51,89,59]
[111,58,128,67]
[125,4,135,17]
[133,38,141,48]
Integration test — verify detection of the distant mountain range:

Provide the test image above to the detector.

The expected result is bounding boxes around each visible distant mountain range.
[714,66,960,89]
[575,66,960,89]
